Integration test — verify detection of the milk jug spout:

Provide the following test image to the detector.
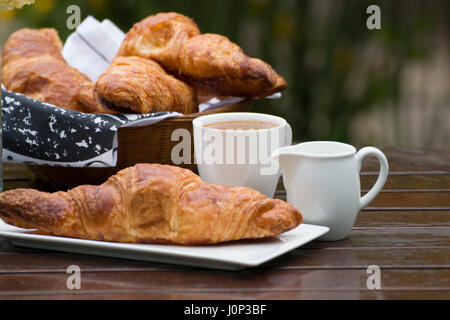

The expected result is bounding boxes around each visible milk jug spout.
[271,145,300,188]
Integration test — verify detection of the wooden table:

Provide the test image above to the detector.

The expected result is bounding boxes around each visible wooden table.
[0,146,449,300]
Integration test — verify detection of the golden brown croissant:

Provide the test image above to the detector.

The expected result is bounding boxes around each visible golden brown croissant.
[91,56,198,114]
[1,28,92,112]
[117,12,287,98]
[1,28,63,65]
[0,164,302,244]
[77,81,122,114]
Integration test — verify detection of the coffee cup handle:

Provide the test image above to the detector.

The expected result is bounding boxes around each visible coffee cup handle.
[355,147,389,210]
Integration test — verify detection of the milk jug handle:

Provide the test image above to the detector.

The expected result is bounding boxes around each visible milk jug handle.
[355,147,389,210]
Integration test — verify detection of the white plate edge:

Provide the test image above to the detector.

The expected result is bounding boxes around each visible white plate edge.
[0,223,330,267]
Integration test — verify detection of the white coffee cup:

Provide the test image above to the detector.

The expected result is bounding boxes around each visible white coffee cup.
[193,112,292,198]
[272,141,389,241]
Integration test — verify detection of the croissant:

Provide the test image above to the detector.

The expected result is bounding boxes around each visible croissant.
[77,81,122,114]
[1,28,92,112]
[117,12,287,98]
[0,164,302,244]
[90,56,198,114]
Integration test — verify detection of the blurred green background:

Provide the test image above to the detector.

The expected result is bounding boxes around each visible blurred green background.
[1,0,449,149]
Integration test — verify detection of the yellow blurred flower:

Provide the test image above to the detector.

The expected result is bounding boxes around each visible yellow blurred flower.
[34,0,55,13]
[0,7,15,19]
[89,0,108,12]
[0,0,35,12]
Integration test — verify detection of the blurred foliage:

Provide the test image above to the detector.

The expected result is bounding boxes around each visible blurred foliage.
[1,0,448,143]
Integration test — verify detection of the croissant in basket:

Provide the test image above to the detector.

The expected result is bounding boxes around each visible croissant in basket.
[118,12,287,98]
[0,164,302,245]
[1,28,92,112]
[78,56,198,114]
[1,28,198,115]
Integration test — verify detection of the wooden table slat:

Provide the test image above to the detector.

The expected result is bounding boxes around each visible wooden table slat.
[1,290,449,300]
[303,227,450,249]
[0,269,449,297]
[355,210,450,227]
[379,146,450,172]
[276,191,450,208]
[1,247,448,274]
[361,174,450,190]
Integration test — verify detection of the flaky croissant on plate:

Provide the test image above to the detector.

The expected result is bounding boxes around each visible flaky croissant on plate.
[118,12,287,98]
[0,164,301,245]
[1,28,92,113]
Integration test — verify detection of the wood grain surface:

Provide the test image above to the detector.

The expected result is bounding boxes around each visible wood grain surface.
[0,146,449,299]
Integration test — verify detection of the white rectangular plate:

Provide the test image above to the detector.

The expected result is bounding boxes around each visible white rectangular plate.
[0,219,328,270]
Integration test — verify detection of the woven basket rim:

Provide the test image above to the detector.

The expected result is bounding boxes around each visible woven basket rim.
[164,98,254,121]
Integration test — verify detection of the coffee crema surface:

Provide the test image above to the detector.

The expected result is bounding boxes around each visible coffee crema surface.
[204,120,278,130]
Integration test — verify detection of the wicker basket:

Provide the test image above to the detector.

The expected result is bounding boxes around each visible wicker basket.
[26,99,253,188]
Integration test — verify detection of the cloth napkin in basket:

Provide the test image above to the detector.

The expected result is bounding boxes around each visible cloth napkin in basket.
[62,16,125,82]
[1,89,182,168]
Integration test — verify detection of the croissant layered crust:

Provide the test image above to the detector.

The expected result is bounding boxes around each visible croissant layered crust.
[118,12,287,98]
[94,56,198,114]
[76,81,119,114]
[0,164,302,244]
[1,28,63,66]
[1,28,92,112]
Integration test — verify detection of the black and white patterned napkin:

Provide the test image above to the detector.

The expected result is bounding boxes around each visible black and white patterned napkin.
[1,89,181,168]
